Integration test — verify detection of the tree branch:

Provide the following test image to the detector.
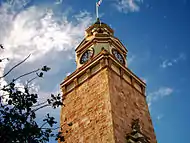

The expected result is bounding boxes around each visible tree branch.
[0,58,9,62]
[41,126,60,130]
[13,68,40,82]
[27,76,38,85]
[40,122,48,128]
[32,104,50,112]
[0,54,31,79]
[1,68,40,90]
[32,100,48,108]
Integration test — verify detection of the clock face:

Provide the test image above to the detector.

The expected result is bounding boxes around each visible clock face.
[112,49,124,64]
[80,49,94,64]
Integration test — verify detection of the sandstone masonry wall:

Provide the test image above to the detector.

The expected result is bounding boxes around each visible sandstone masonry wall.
[60,54,157,143]
[108,69,157,143]
[60,68,115,143]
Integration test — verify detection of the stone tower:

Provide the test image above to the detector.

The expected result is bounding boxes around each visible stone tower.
[59,19,157,143]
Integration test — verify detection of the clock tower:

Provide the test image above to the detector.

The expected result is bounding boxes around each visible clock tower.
[59,19,157,143]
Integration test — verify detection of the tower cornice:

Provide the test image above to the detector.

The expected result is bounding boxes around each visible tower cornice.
[60,50,146,98]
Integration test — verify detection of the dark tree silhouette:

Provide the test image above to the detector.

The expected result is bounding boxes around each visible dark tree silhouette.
[0,44,4,49]
[0,46,67,143]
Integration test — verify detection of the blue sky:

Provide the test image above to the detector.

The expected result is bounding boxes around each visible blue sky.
[0,0,190,142]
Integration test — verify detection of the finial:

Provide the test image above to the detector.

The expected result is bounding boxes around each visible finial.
[95,17,102,26]
[96,17,100,22]
[96,17,100,23]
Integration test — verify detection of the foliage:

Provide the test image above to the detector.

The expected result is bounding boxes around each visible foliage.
[0,46,66,143]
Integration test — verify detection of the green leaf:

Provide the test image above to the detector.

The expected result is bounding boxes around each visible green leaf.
[41,66,51,72]
[8,100,12,105]
[37,72,43,77]
[5,107,9,111]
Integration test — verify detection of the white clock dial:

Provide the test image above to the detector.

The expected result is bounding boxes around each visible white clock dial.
[112,49,124,64]
[80,49,94,64]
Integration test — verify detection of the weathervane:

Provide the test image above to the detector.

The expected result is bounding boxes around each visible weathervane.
[96,0,102,20]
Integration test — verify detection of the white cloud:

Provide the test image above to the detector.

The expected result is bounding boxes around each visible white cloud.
[0,1,92,93]
[147,87,173,107]
[55,0,63,5]
[6,0,30,9]
[114,0,143,13]
[157,114,164,121]
[1,7,92,62]
[127,54,136,65]
[160,53,186,68]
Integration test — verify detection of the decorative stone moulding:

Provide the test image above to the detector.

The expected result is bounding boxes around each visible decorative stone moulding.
[126,119,151,143]
[60,50,146,97]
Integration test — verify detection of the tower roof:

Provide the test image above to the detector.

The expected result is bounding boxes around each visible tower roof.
[75,19,118,53]
[85,18,114,36]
